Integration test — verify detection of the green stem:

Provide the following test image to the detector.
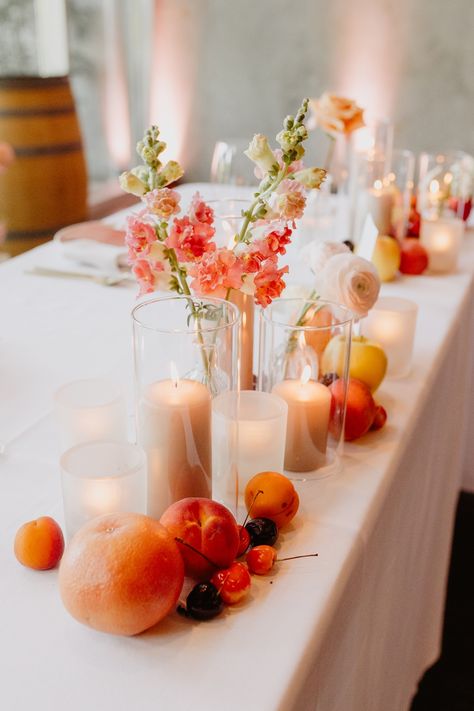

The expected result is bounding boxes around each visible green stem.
[235,166,289,245]
[166,243,211,379]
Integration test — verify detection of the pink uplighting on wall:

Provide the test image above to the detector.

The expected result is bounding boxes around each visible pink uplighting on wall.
[149,1,201,168]
[102,0,131,170]
[331,0,407,123]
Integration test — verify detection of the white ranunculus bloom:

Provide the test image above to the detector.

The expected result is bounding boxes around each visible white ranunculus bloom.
[309,240,350,275]
[316,252,380,317]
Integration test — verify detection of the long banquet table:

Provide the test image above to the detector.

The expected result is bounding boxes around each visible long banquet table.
[1,183,473,711]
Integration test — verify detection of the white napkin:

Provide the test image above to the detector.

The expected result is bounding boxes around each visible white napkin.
[57,238,127,273]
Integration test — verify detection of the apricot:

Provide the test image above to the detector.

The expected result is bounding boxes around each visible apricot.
[14,516,65,570]
[244,471,299,529]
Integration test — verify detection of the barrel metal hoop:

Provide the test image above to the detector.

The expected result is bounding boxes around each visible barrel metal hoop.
[6,226,66,238]
[0,105,75,117]
[12,141,83,157]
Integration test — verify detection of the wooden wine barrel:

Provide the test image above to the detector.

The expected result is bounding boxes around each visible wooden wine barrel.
[0,76,87,254]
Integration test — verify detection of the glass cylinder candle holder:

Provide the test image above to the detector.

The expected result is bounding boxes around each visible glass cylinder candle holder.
[420,216,464,273]
[212,390,288,509]
[60,441,147,538]
[417,151,474,222]
[132,295,239,518]
[258,298,353,480]
[350,148,414,244]
[362,297,418,378]
[54,378,127,451]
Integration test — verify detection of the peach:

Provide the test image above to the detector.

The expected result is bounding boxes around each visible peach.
[14,516,64,570]
[59,513,184,636]
[329,378,376,441]
[244,471,299,529]
[160,497,240,579]
[303,306,333,357]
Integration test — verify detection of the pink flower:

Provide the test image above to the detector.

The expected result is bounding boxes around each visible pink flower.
[261,224,292,256]
[132,259,160,296]
[253,258,289,307]
[275,180,306,220]
[131,253,173,296]
[238,224,292,274]
[189,248,244,298]
[0,142,15,174]
[125,213,157,259]
[189,192,214,225]
[167,216,215,262]
[143,188,181,218]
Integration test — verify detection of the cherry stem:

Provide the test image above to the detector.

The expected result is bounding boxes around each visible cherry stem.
[242,489,264,527]
[277,553,319,562]
[174,537,219,569]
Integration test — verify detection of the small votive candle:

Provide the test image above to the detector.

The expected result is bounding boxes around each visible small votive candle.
[363,297,418,378]
[212,390,287,506]
[54,378,127,451]
[272,366,332,472]
[60,441,147,538]
[420,216,465,273]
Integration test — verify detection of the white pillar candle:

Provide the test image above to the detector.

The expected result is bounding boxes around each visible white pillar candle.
[272,367,332,472]
[60,441,147,539]
[212,390,287,506]
[363,297,418,378]
[420,216,464,273]
[367,180,395,235]
[138,378,211,518]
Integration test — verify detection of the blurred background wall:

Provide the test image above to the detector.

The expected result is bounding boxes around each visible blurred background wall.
[1,0,473,183]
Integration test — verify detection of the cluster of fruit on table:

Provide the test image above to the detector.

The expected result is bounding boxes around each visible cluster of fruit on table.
[14,471,308,636]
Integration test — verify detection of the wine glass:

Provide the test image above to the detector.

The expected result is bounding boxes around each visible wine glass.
[210,139,257,186]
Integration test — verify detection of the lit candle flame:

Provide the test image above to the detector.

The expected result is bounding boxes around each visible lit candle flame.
[170,361,180,388]
[300,365,311,385]
[429,179,440,194]
[443,172,453,186]
[373,179,383,190]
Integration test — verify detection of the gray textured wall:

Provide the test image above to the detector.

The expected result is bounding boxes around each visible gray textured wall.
[1,0,473,182]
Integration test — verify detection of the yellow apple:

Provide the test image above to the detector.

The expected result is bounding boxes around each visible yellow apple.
[322,335,387,392]
[372,235,401,282]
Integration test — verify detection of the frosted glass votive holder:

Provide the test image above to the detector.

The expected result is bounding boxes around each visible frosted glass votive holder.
[363,297,418,378]
[54,378,127,451]
[420,216,464,273]
[60,441,147,538]
[212,390,288,507]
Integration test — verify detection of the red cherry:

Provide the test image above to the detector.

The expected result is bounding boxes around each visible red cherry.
[237,525,251,557]
[210,562,251,604]
[246,545,277,575]
[371,405,387,431]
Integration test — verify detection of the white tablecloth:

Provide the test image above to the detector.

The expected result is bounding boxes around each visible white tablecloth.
[1,184,473,711]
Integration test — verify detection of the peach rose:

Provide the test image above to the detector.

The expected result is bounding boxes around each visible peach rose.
[309,93,365,136]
